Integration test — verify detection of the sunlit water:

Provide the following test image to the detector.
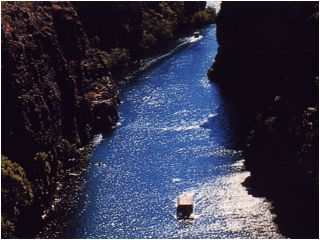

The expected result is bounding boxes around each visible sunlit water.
[56,26,283,238]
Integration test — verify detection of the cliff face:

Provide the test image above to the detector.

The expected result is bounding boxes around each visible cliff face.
[1,1,215,238]
[1,2,119,237]
[210,2,318,103]
[72,1,212,52]
[209,2,318,238]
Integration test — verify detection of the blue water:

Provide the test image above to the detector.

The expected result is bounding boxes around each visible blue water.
[58,26,283,238]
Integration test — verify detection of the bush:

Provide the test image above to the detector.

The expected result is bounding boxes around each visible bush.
[33,152,51,175]
[55,139,81,162]
[109,48,131,69]
[1,155,33,221]
[1,216,15,238]
[141,30,158,49]
[191,7,216,27]
[100,48,131,71]
[140,3,177,49]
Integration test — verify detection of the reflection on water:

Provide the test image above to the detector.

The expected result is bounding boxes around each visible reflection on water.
[161,163,281,238]
[47,25,283,238]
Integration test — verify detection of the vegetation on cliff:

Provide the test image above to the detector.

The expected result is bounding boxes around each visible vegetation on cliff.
[209,2,318,238]
[1,156,33,238]
[1,1,215,238]
[72,2,215,52]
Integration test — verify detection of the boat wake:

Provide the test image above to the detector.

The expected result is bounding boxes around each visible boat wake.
[189,35,203,43]
[159,113,217,132]
[139,34,203,72]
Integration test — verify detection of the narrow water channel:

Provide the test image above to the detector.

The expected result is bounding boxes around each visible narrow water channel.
[57,25,283,238]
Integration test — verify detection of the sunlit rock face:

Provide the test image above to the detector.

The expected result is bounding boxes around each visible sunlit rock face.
[208,2,318,238]
[2,2,217,238]
[2,1,120,161]
[1,2,119,237]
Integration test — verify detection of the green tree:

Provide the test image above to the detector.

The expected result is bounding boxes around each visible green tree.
[1,155,34,236]
[191,7,216,27]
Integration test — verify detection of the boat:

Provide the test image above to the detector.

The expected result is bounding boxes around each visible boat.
[176,194,195,220]
[193,31,200,38]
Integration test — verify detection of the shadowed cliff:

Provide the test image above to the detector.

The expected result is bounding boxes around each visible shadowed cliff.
[208,2,319,238]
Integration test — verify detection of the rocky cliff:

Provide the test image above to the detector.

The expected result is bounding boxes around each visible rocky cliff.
[72,1,214,52]
[1,1,215,238]
[1,2,120,237]
[209,2,318,238]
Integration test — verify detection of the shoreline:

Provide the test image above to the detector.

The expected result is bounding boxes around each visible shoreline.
[36,25,214,238]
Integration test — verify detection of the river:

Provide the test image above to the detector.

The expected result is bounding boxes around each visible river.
[47,25,283,238]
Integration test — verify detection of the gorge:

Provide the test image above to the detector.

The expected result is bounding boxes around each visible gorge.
[1,1,318,239]
[1,1,215,238]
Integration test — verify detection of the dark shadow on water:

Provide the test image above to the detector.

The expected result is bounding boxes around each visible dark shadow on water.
[211,84,319,239]
[242,175,319,239]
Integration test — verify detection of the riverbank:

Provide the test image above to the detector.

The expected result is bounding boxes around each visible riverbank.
[1,2,216,238]
[40,25,283,238]
[37,27,213,238]
[36,136,100,238]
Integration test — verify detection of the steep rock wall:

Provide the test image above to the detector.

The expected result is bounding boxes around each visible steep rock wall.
[1,1,216,238]
[1,2,119,237]
[208,2,318,238]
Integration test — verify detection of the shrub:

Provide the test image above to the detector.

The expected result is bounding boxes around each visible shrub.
[191,7,216,27]
[100,48,131,71]
[141,30,158,49]
[1,155,33,220]
[1,216,15,238]
[55,139,81,161]
[140,4,177,49]
[109,48,131,69]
